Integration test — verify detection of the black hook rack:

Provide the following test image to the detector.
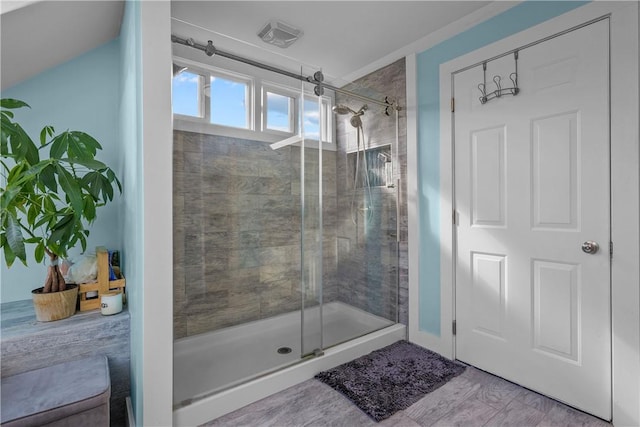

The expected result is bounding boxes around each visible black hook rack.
[478,51,520,104]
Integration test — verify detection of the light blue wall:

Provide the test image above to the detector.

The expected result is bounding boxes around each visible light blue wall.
[1,40,123,303]
[1,2,144,422]
[118,0,143,425]
[416,1,588,335]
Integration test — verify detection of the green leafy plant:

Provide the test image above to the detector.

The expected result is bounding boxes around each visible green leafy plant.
[1,98,121,293]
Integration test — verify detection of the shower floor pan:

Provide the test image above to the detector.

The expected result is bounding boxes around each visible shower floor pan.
[173,301,405,426]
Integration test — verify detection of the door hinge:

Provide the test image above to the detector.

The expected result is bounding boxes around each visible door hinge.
[452,320,457,336]
[452,209,458,226]
[609,241,613,259]
[451,97,455,113]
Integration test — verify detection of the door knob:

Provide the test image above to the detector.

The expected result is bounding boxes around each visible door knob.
[582,241,599,254]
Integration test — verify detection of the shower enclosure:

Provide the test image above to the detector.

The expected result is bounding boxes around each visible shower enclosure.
[171,19,405,423]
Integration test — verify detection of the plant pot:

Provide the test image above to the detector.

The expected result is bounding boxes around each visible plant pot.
[31,284,78,322]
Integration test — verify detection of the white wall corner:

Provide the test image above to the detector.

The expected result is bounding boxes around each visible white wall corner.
[610,2,640,426]
[406,52,452,357]
[140,1,174,426]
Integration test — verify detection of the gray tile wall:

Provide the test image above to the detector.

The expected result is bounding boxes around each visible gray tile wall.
[173,132,337,339]
[334,58,408,325]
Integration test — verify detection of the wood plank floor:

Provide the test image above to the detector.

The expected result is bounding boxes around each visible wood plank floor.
[202,365,612,427]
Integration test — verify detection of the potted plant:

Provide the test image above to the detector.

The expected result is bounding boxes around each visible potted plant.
[1,99,121,321]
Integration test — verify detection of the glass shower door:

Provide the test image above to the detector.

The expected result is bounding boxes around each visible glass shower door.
[300,74,324,357]
[322,73,400,349]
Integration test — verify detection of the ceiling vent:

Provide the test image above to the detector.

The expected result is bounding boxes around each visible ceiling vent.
[257,20,303,49]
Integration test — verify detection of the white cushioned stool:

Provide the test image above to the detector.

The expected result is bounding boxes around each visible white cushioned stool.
[1,355,110,427]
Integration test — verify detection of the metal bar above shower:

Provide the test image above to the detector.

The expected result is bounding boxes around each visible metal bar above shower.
[171,34,401,112]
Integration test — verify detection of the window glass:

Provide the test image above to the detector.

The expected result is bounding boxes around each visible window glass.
[266,92,293,133]
[321,101,331,142]
[172,71,201,117]
[303,98,321,140]
[210,76,249,129]
[303,98,331,142]
[171,60,335,145]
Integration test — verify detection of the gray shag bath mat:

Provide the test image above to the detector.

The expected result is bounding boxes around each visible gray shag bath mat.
[315,340,466,422]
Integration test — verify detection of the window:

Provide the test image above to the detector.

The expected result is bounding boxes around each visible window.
[172,70,202,117]
[303,97,331,142]
[265,91,294,133]
[172,62,253,129]
[209,75,250,129]
[172,58,334,146]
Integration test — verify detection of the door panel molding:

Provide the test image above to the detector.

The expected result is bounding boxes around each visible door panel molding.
[532,259,580,363]
[531,111,579,230]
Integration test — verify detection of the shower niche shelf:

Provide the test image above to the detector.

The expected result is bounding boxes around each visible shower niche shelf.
[348,145,393,188]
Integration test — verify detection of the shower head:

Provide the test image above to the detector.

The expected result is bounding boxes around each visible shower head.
[333,104,368,128]
[332,104,368,116]
[332,105,356,115]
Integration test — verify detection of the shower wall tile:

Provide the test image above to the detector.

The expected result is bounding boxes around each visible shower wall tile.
[180,131,204,153]
[186,289,230,312]
[174,176,188,339]
[260,294,301,318]
[228,248,261,269]
[204,267,260,288]
[260,264,299,285]
[183,150,203,171]
[258,228,298,247]
[260,245,300,266]
[203,194,258,214]
[174,130,338,337]
[335,58,408,324]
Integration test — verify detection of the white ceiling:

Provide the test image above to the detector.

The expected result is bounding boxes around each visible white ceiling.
[171,1,492,83]
[1,1,497,91]
[1,1,124,90]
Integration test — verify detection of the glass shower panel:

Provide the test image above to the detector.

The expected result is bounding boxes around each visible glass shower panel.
[323,77,399,349]
[299,74,324,357]
[172,38,321,403]
[172,14,403,404]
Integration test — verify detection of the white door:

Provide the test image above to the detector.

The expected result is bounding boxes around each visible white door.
[454,19,611,419]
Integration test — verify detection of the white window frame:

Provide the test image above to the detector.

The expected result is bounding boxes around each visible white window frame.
[171,69,205,119]
[262,82,298,137]
[173,59,254,132]
[302,95,333,144]
[172,55,335,150]
[207,70,254,131]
